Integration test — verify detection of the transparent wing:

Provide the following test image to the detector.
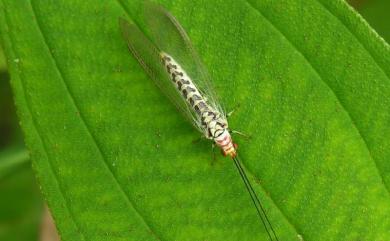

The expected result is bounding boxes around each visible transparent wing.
[119,18,204,132]
[143,1,226,117]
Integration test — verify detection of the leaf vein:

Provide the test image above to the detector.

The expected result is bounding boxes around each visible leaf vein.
[316,0,390,79]
[244,0,390,195]
[116,0,312,237]
[28,0,164,240]
[1,2,87,240]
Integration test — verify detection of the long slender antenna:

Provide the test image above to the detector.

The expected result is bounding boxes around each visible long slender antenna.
[232,156,279,241]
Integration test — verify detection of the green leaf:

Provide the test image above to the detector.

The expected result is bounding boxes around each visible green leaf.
[0,64,24,148]
[0,0,389,240]
[0,149,43,241]
[0,148,29,179]
[0,41,43,240]
[351,0,390,43]
[0,44,6,71]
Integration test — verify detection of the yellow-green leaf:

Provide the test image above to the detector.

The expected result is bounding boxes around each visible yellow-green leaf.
[0,0,389,240]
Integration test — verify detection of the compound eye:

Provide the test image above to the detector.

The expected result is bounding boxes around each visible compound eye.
[233,143,238,149]
[221,149,227,156]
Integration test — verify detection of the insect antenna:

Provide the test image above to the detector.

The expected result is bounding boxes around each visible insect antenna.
[232,156,279,241]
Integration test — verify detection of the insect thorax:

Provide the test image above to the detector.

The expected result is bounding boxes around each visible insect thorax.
[160,52,228,139]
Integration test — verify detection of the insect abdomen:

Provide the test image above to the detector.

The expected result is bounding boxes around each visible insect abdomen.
[161,52,209,115]
[160,52,229,141]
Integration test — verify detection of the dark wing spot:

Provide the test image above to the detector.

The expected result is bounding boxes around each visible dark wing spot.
[208,128,213,138]
[189,93,201,106]
[196,102,209,113]
[198,102,207,110]
[177,81,182,89]
[168,64,177,69]
[182,79,190,85]
[192,94,201,101]
[198,102,205,108]
[214,129,224,138]
[207,111,216,119]
[182,89,188,98]
[194,105,201,114]
[186,86,196,93]
[171,72,177,80]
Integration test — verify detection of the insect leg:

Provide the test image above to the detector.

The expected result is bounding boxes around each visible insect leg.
[226,103,241,118]
[192,135,206,144]
[212,143,216,163]
[230,130,252,140]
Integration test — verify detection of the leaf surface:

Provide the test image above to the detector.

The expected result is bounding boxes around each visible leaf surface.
[0,0,389,240]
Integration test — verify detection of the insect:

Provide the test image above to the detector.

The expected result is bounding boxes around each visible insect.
[119,2,279,240]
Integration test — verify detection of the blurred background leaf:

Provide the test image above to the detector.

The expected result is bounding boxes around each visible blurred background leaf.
[0,148,42,241]
[0,43,44,240]
[0,54,23,149]
[349,0,390,42]
[0,43,6,71]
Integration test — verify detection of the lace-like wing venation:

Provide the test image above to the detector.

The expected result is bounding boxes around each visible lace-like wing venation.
[119,18,204,133]
[143,2,226,118]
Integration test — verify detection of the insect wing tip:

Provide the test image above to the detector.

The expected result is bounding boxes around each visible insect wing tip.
[118,17,130,31]
[118,17,137,47]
